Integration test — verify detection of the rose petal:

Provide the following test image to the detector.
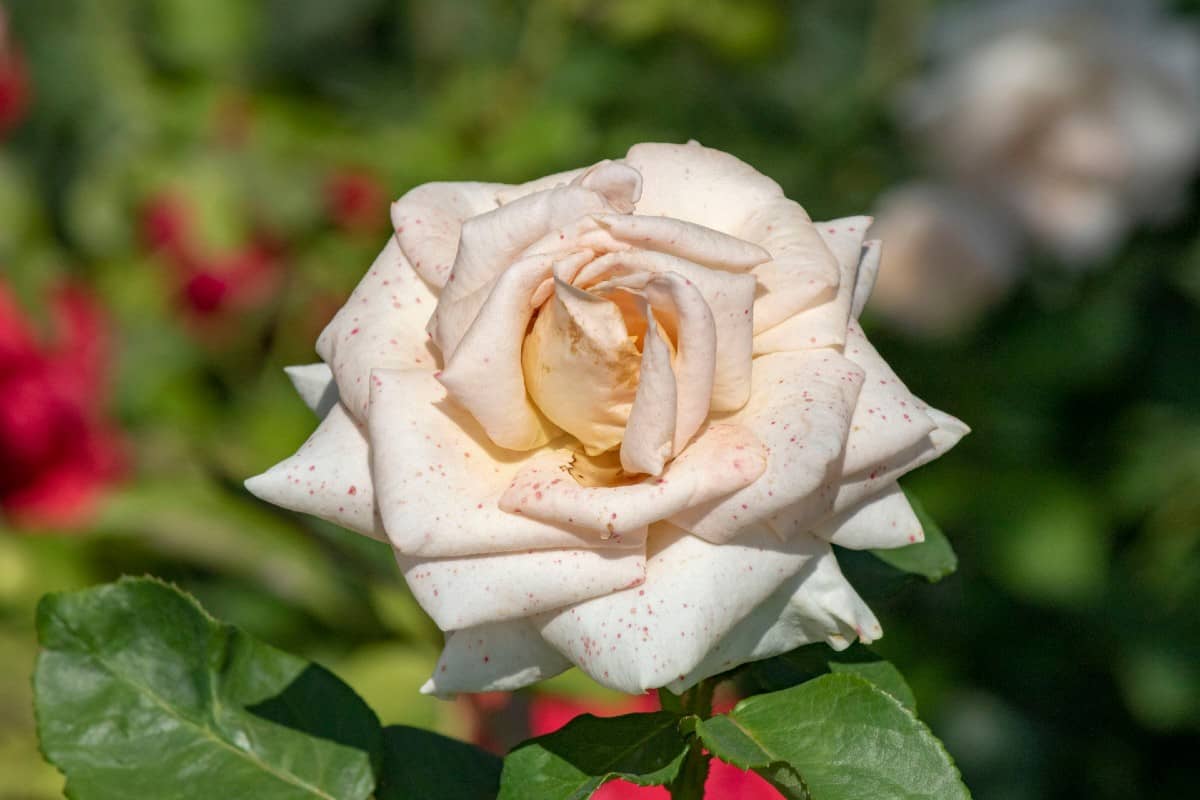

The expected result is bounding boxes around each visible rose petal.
[812,482,924,549]
[667,350,864,544]
[840,321,938,474]
[368,367,641,556]
[398,544,646,630]
[751,217,868,355]
[521,276,641,454]
[536,523,824,694]
[420,619,572,696]
[315,235,439,419]
[851,239,882,319]
[619,308,676,476]
[284,363,338,418]
[500,423,767,538]
[622,141,784,235]
[667,541,881,692]
[740,198,840,334]
[592,213,770,272]
[495,168,588,205]
[576,250,755,412]
[244,402,385,541]
[391,181,506,288]
[429,162,641,360]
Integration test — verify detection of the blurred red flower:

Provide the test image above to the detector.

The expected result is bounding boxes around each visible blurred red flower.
[0,9,30,136]
[325,169,389,235]
[0,281,124,528]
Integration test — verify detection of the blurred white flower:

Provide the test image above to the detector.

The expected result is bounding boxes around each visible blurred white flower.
[904,0,1200,263]
[867,183,1020,338]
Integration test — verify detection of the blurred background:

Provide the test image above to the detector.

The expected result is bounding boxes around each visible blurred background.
[2,1,1199,798]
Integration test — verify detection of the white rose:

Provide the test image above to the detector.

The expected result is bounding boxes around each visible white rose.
[904,0,1200,262]
[247,142,967,695]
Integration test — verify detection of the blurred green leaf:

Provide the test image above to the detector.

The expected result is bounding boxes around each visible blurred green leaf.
[696,674,970,799]
[499,711,690,800]
[35,577,381,800]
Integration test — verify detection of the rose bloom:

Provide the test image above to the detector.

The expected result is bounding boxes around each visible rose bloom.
[903,0,1200,263]
[0,281,123,528]
[248,142,967,694]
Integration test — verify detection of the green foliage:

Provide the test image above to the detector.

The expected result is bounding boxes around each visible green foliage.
[696,674,971,800]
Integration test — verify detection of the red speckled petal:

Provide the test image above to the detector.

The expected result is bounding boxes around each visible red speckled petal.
[667,350,864,544]
[398,544,646,631]
[316,235,439,420]
[667,540,881,692]
[244,402,385,541]
[812,482,923,549]
[368,367,646,557]
[283,363,338,418]
[420,619,572,695]
[391,181,507,288]
[536,523,824,694]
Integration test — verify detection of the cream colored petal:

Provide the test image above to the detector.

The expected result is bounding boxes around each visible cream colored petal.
[315,235,439,420]
[522,278,641,455]
[244,402,385,541]
[619,309,676,476]
[740,198,840,334]
[420,619,572,696]
[751,217,868,355]
[851,240,881,319]
[666,541,881,692]
[576,250,755,412]
[596,271,717,453]
[623,141,784,234]
[592,214,770,272]
[500,423,766,539]
[368,368,644,557]
[841,321,938,474]
[429,162,641,359]
[668,350,864,544]
[439,252,593,452]
[391,181,507,288]
[536,523,824,694]
[812,483,924,550]
[398,544,645,631]
[284,363,338,418]
[495,168,588,205]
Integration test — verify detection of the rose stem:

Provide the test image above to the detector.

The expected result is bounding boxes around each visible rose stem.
[659,677,716,799]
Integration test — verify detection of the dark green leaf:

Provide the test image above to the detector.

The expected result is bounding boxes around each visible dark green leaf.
[869,490,958,582]
[35,577,382,800]
[499,711,690,800]
[739,644,916,710]
[377,725,501,800]
[697,674,970,800]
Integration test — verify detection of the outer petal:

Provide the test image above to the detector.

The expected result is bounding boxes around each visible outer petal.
[391,181,507,288]
[751,217,868,354]
[667,541,881,692]
[668,350,864,544]
[740,199,840,334]
[500,423,767,539]
[623,141,784,235]
[244,403,385,541]
[284,363,338,418]
[420,619,572,696]
[429,162,641,359]
[812,482,924,549]
[841,321,938,474]
[398,544,645,631]
[368,368,643,556]
[536,523,824,694]
[315,235,439,420]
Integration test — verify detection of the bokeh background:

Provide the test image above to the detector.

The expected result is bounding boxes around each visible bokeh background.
[2,1,1199,798]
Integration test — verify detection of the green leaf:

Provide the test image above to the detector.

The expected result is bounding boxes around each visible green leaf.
[696,674,970,800]
[377,725,502,800]
[35,577,382,800]
[499,711,690,800]
[740,644,917,710]
[869,490,958,582]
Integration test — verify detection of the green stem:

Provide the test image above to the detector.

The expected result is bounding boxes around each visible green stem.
[659,679,716,800]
